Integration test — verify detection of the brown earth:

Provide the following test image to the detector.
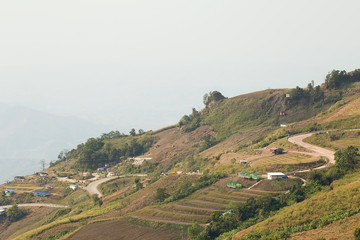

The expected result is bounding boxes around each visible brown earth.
[315,95,360,123]
[147,125,216,168]
[200,127,275,160]
[0,207,53,240]
[66,219,183,240]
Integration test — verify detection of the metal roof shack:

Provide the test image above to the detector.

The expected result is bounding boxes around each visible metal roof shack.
[33,191,51,197]
[227,181,242,189]
[5,190,15,196]
[270,148,278,153]
[14,176,25,181]
[69,184,78,190]
[39,172,48,177]
[267,172,287,180]
[0,208,5,215]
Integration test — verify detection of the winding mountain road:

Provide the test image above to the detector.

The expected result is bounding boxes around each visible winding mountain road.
[87,176,118,197]
[87,174,148,198]
[288,133,335,172]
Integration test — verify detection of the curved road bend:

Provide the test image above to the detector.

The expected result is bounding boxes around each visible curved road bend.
[87,177,118,198]
[288,133,335,172]
[87,174,148,198]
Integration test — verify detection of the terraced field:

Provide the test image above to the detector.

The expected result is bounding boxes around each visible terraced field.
[252,153,315,167]
[131,185,272,225]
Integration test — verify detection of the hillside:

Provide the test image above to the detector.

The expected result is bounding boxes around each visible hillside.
[1,68,360,240]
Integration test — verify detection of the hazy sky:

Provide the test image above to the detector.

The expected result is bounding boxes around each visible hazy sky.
[1,0,359,133]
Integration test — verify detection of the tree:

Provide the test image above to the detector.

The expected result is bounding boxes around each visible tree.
[188,222,203,240]
[325,70,348,89]
[57,149,69,161]
[138,129,145,135]
[6,204,27,222]
[154,188,170,202]
[92,194,103,206]
[135,177,143,191]
[335,146,360,172]
[129,128,136,136]
[275,148,284,155]
[203,91,226,107]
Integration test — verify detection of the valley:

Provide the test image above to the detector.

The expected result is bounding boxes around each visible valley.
[1,70,360,240]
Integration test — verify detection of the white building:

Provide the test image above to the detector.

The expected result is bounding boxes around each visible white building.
[69,184,78,190]
[267,172,287,180]
[0,208,5,215]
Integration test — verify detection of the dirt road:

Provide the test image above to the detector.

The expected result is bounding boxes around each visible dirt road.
[87,174,148,198]
[288,133,335,171]
[0,203,70,209]
[86,177,117,197]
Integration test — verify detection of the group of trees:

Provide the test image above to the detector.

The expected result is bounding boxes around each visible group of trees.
[129,128,145,136]
[100,130,127,140]
[2,204,27,223]
[203,91,226,107]
[325,69,360,89]
[101,129,145,140]
[285,84,325,107]
[335,146,360,173]
[178,90,225,133]
[74,135,155,170]
[179,108,201,132]
[189,195,284,239]
[285,68,360,107]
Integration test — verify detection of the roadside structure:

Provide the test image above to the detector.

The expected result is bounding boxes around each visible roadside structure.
[267,172,287,180]
[33,191,51,197]
[5,190,14,196]
[14,176,25,182]
[69,184,78,190]
[39,172,48,177]
[270,148,278,154]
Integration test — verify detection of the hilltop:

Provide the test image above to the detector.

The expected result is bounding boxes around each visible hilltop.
[1,68,360,240]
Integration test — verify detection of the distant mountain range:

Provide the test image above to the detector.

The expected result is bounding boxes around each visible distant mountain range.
[0,103,105,159]
[0,103,107,182]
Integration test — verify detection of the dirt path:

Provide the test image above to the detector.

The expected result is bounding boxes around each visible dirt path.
[288,133,335,171]
[0,203,70,209]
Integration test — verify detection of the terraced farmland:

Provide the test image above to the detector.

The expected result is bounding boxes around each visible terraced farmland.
[131,185,272,225]
[252,153,315,167]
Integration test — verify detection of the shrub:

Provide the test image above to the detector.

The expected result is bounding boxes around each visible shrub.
[188,222,203,240]
[92,195,103,206]
[335,146,360,173]
[6,204,27,222]
[354,227,360,240]
[154,188,170,202]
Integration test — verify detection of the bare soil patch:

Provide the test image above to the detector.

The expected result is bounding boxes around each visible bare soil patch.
[67,219,183,240]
